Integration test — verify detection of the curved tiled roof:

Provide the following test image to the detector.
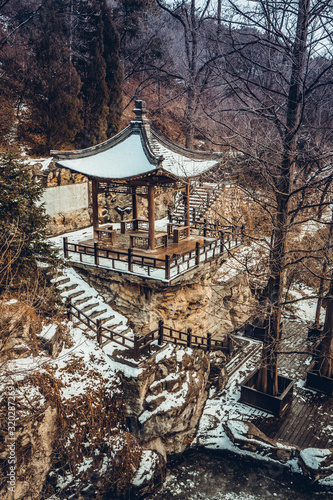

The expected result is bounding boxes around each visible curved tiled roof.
[51,101,222,182]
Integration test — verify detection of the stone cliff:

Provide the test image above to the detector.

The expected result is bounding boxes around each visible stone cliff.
[75,263,255,338]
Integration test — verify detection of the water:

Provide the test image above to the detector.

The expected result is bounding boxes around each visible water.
[150,450,332,499]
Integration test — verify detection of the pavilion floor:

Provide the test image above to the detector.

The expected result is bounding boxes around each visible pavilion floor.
[80,230,205,260]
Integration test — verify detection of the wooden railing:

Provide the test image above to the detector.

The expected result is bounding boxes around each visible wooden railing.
[63,231,241,281]
[121,219,149,233]
[67,302,234,361]
[96,226,117,244]
[175,219,243,242]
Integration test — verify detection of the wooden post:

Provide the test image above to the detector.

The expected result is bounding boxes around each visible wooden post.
[185,182,190,229]
[97,319,102,345]
[195,241,200,266]
[207,333,212,352]
[67,299,72,321]
[204,219,207,237]
[91,179,99,240]
[193,207,196,223]
[132,186,138,220]
[134,335,140,361]
[158,320,164,346]
[63,237,68,258]
[220,233,224,253]
[187,328,192,348]
[165,254,170,280]
[94,242,99,266]
[128,247,133,272]
[148,184,155,250]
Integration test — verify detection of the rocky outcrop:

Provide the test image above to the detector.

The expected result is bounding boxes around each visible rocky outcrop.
[0,404,58,500]
[76,265,255,337]
[0,314,168,500]
[225,420,299,463]
[299,448,333,482]
[225,420,333,484]
[121,344,211,458]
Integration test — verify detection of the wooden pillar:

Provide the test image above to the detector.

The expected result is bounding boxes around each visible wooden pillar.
[185,182,190,228]
[91,179,99,239]
[148,184,155,250]
[132,186,138,220]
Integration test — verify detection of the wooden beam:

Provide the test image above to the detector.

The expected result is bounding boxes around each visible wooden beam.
[185,182,190,229]
[132,186,138,219]
[92,179,99,239]
[148,184,155,250]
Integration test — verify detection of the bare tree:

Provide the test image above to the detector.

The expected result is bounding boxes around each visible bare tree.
[204,0,333,395]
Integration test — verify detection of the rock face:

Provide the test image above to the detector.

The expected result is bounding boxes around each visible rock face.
[225,420,333,484]
[121,344,211,458]
[76,264,255,337]
[0,405,58,500]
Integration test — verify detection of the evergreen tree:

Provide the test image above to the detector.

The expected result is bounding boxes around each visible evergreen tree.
[74,0,123,147]
[18,0,83,155]
[101,0,123,137]
[0,153,60,291]
[76,0,109,147]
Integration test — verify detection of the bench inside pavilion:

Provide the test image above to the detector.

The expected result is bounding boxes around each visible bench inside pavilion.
[51,101,228,280]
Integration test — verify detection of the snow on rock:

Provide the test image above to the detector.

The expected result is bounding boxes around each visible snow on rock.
[121,343,210,458]
[132,449,160,486]
[299,447,333,480]
[300,448,331,470]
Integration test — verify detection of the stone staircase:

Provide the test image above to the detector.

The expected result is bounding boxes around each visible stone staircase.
[53,268,134,356]
[171,182,224,223]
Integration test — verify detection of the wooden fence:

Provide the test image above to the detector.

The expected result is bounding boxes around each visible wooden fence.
[63,228,242,281]
[67,302,233,361]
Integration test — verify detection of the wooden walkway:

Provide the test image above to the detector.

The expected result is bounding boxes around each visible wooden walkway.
[251,321,333,449]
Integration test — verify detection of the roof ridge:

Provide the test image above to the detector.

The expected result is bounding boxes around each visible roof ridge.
[51,126,133,160]
[149,127,223,161]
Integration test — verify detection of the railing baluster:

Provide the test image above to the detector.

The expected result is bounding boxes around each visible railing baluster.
[187,328,192,348]
[158,320,164,346]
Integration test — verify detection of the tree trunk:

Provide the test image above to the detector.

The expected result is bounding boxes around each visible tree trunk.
[314,216,333,328]
[318,279,333,379]
[257,0,310,396]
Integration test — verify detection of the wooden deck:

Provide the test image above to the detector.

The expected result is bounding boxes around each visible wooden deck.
[80,232,205,259]
[251,321,333,449]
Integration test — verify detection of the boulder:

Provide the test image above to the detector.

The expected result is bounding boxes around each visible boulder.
[121,344,211,457]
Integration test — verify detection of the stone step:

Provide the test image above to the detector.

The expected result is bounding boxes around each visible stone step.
[73,295,94,306]
[80,302,100,314]
[100,315,115,325]
[113,326,131,336]
[55,276,71,286]
[89,308,108,319]
[59,283,78,293]
[103,321,123,331]
[65,290,85,300]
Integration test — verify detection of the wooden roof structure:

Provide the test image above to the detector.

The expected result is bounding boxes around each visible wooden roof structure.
[51,100,222,185]
[51,101,223,250]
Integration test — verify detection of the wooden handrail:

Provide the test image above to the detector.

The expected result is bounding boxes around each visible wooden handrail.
[63,228,242,281]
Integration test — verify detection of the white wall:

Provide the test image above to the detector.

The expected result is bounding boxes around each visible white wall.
[41,183,89,216]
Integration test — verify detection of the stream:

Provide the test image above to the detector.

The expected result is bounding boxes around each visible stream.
[149,450,332,499]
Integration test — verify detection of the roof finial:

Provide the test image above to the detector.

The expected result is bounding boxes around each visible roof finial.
[132,100,148,123]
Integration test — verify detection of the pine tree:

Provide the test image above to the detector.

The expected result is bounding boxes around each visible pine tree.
[0,153,60,291]
[18,0,83,155]
[101,0,123,137]
[74,0,122,147]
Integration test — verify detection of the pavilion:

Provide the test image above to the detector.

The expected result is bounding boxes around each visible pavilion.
[51,101,224,262]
